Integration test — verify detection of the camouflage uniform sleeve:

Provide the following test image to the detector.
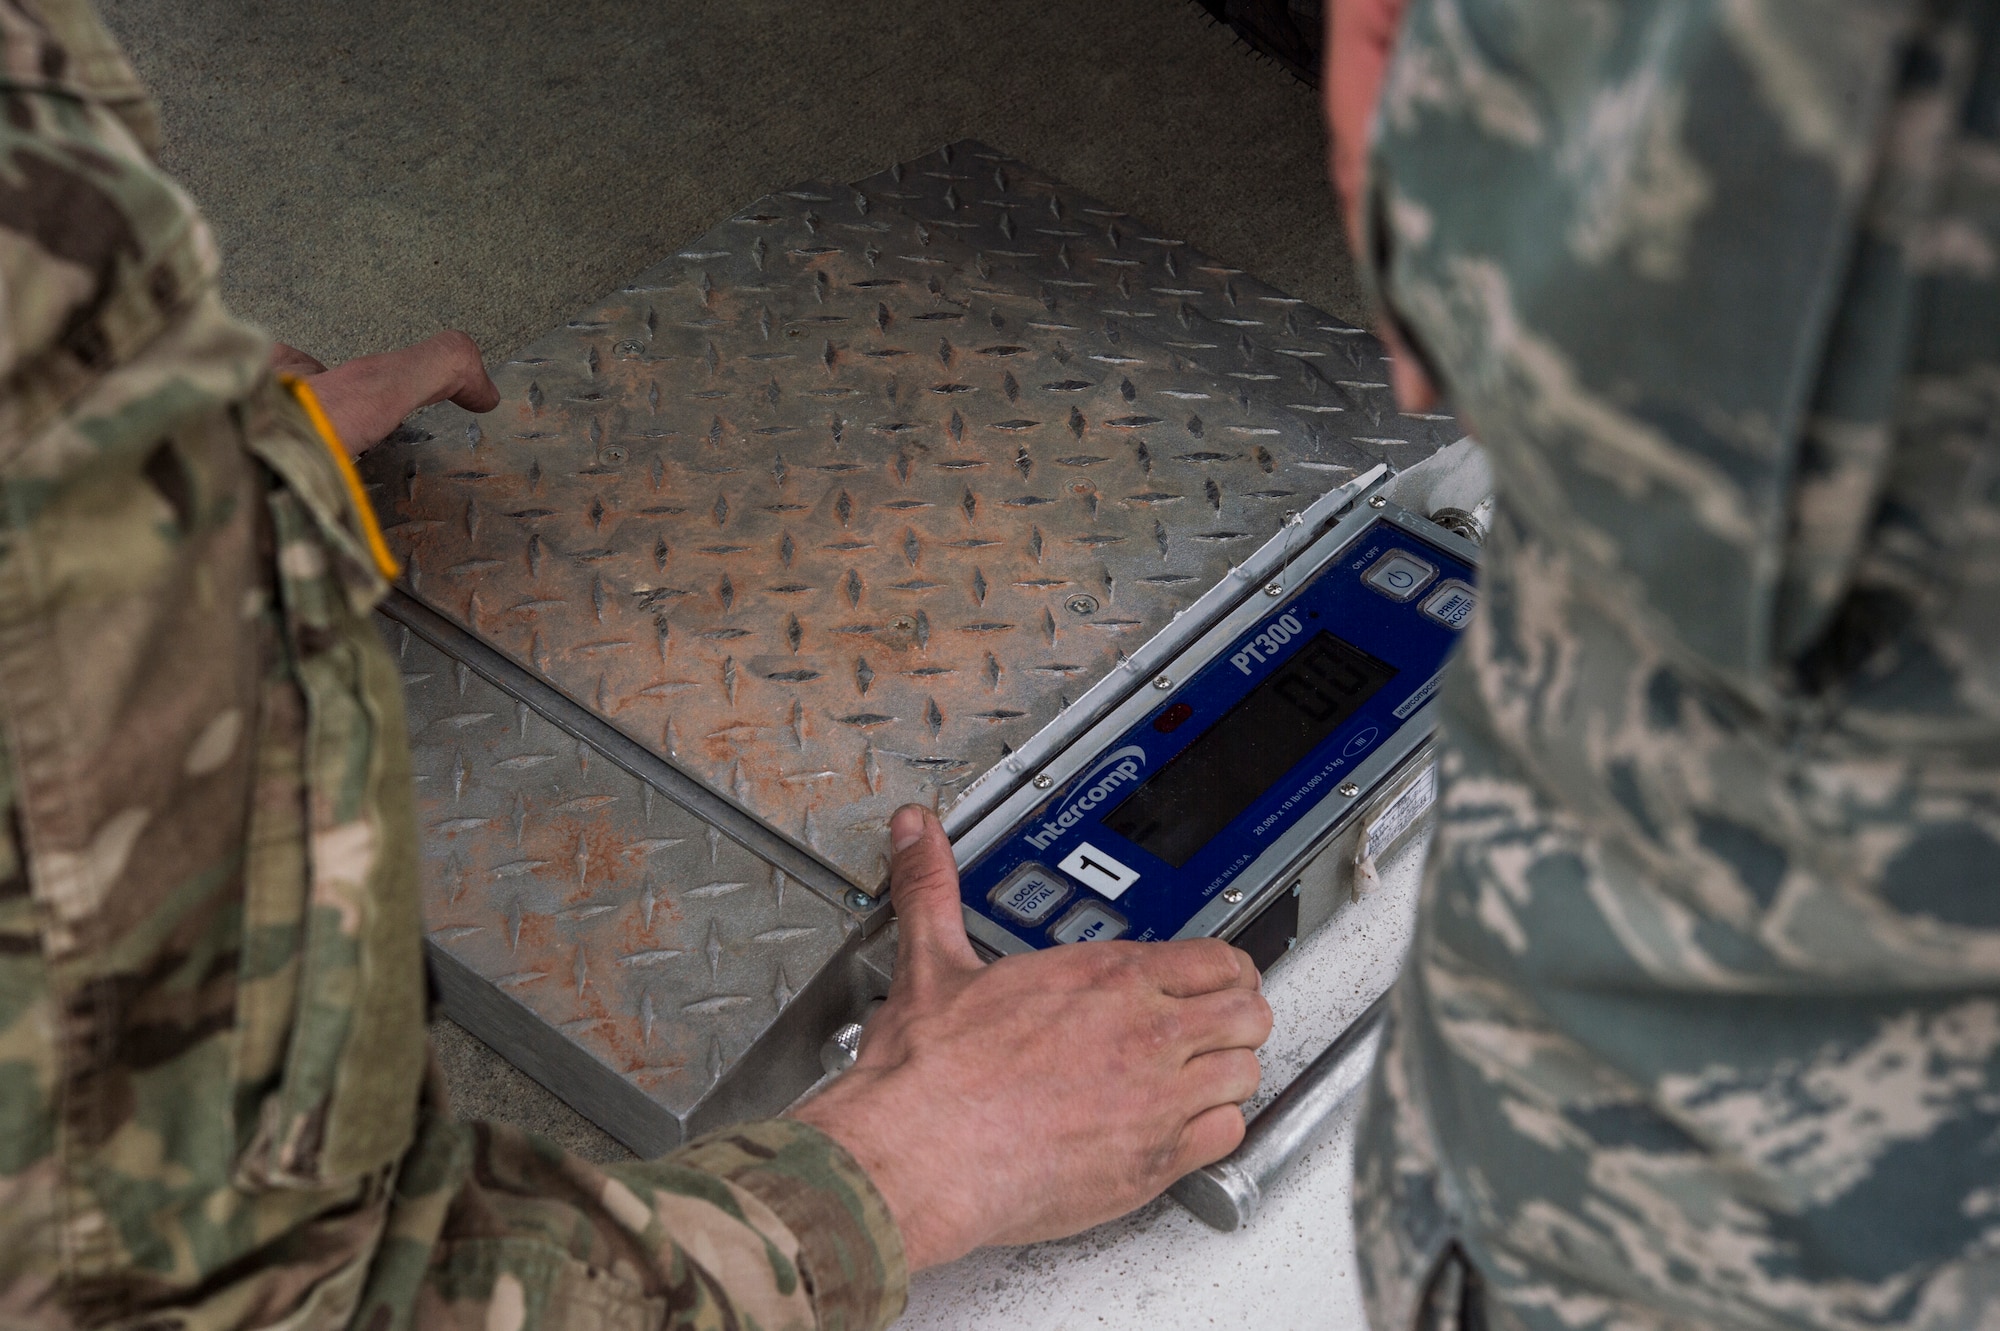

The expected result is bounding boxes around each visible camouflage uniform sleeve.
[0,0,433,1317]
[1351,1,2000,1330]
[0,4,909,1330]
[356,1105,906,1331]
[662,1120,908,1331]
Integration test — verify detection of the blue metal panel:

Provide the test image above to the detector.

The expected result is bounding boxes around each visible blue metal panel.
[959,517,1475,951]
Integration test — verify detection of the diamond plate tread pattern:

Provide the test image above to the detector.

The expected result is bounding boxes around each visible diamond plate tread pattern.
[363,140,1455,887]
[391,620,851,1121]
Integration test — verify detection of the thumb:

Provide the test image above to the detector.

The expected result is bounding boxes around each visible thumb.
[886,805,982,991]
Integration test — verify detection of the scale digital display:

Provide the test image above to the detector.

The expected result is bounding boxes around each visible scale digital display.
[1101,633,1397,867]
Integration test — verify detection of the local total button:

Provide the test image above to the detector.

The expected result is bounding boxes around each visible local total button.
[988,864,1071,925]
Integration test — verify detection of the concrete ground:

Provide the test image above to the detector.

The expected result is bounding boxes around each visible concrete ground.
[95,0,1363,1165]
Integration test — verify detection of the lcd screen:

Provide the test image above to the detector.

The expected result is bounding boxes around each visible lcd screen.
[1101,632,1397,868]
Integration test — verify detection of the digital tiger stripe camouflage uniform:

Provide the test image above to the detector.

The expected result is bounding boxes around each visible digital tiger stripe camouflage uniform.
[1352,0,2000,1327]
[0,2,904,1328]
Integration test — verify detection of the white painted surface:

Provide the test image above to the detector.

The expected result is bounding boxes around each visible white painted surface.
[900,832,1427,1331]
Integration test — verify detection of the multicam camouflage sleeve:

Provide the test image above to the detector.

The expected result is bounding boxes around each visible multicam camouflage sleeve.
[0,2,904,1329]
[1351,0,2000,1328]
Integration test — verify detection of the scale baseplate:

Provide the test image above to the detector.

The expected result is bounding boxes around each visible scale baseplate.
[363,142,1457,1151]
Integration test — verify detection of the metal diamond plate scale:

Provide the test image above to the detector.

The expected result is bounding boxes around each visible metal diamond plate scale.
[387,609,862,1151]
[363,140,1455,894]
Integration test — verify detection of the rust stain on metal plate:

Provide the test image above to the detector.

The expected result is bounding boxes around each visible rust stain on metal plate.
[392,621,848,1125]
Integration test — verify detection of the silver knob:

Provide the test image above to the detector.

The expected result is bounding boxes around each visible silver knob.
[821,1022,866,1076]
[1428,505,1487,545]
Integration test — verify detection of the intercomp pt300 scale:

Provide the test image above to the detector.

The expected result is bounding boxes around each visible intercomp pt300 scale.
[360,143,1475,1223]
[951,481,1476,966]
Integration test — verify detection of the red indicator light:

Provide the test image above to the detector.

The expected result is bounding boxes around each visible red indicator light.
[1154,702,1194,732]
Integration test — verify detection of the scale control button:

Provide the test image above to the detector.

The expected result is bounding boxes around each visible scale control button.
[988,864,1071,925]
[1049,902,1129,945]
[1058,841,1142,900]
[1420,579,1477,630]
[1363,549,1437,601]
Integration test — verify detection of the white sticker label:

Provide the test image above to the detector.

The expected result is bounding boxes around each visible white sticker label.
[1365,764,1437,860]
[1058,841,1142,900]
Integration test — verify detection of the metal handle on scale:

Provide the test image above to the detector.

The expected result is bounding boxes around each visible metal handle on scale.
[1168,993,1389,1232]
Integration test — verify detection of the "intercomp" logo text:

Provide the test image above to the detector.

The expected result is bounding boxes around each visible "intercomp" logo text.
[1024,746,1148,850]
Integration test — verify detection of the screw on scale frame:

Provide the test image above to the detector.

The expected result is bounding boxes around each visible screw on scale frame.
[1222,888,1244,904]
[1338,781,1362,798]
[1065,594,1099,615]
[845,888,877,910]
[1368,494,1389,509]
[1263,581,1284,597]
[1032,773,1054,789]
[1152,674,1173,690]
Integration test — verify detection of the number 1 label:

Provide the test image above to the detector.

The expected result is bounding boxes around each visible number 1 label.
[1058,842,1142,900]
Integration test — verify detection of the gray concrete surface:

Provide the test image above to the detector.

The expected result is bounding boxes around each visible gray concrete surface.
[98,0,1362,365]
[94,0,1362,1164]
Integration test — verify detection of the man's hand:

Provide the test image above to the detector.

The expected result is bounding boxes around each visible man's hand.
[791,805,1273,1270]
[1324,0,1439,413]
[272,330,499,456]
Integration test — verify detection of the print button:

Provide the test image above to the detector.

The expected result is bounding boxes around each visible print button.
[1420,579,1477,630]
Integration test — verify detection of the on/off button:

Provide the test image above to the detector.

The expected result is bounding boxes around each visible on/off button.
[1363,549,1437,601]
